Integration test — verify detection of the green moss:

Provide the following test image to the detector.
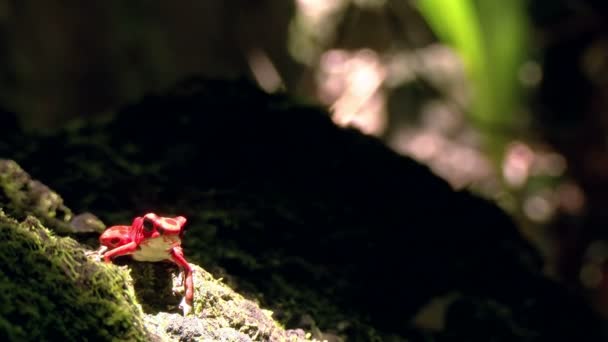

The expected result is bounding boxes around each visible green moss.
[0,210,149,341]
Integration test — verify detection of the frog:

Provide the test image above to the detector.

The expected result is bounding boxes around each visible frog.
[96,212,194,316]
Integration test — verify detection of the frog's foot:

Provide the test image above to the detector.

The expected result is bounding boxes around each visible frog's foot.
[85,246,108,262]
[179,296,193,316]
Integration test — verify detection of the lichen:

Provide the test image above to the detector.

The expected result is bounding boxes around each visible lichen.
[0,209,150,341]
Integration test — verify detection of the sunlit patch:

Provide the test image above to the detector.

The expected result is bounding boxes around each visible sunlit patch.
[318,48,387,135]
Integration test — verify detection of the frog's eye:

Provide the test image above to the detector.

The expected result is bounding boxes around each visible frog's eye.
[142,218,154,232]
[110,237,120,246]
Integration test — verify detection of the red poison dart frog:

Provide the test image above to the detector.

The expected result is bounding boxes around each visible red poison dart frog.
[98,213,194,316]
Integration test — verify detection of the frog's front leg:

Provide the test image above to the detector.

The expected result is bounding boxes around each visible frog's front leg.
[170,246,194,316]
[101,241,138,263]
[85,245,108,262]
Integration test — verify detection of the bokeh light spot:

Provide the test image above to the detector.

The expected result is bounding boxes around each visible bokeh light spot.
[523,192,554,223]
[503,141,534,188]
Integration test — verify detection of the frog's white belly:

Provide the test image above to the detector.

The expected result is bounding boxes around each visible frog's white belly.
[132,236,179,262]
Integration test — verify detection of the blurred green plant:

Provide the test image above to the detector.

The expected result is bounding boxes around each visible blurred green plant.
[415,0,567,256]
[415,0,532,162]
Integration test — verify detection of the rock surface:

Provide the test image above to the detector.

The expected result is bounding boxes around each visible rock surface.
[0,159,319,342]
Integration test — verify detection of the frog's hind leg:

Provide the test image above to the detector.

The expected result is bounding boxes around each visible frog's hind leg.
[170,246,194,316]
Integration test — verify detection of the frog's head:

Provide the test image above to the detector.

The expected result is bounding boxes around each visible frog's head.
[136,213,187,240]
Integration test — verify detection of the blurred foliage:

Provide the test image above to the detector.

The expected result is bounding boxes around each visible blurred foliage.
[415,0,531,158]
[414,0,563,273]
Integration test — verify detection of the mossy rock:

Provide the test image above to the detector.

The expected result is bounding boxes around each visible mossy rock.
[0,159,320,341]
[0,210,150,341]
